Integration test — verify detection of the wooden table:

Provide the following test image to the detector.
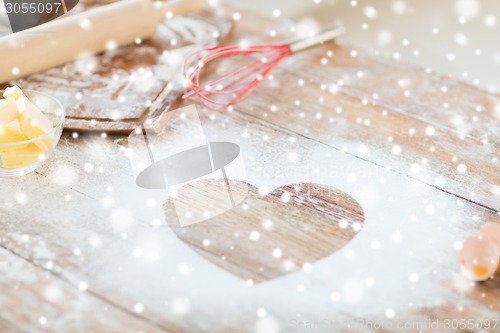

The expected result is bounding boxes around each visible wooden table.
[1,5,499,333]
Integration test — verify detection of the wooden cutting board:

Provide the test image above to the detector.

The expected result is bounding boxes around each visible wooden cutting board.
[1,8,232,134]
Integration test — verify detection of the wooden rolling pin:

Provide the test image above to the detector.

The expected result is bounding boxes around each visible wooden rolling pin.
[0,0,204,83]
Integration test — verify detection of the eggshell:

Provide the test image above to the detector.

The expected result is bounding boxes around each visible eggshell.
[459,235,500,282]
[480,223,500,247]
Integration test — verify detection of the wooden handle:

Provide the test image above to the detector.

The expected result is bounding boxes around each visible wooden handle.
[288,24,345,53]
[0,0,204,83]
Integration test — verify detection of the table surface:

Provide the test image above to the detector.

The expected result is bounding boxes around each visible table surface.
[1,5,499,333]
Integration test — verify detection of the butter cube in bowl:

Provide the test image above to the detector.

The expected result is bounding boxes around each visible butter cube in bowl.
[0,86,64,176]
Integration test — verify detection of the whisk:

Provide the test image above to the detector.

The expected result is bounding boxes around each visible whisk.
[183,25,345,109]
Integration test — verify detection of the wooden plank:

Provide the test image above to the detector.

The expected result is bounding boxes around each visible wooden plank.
[226,9,500,146]
[3,11,232,133]
[209,9,500,212]
[164,179,364,283]
[0,247,168,333]
[0,107,498,332]
[0,6,499,333]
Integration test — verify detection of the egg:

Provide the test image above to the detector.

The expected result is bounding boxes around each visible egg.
[459,234,500,282]
[479,222,500,246]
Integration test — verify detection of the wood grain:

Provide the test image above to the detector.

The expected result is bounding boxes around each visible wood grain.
[0,4,498,333]
[0,107,497,332]
[3,12,232,133]
[212,10,500,212]
[0,247,167,333]
[164,179,364,283]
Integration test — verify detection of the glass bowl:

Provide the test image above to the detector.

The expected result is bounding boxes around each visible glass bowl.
[0,90,64,177]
